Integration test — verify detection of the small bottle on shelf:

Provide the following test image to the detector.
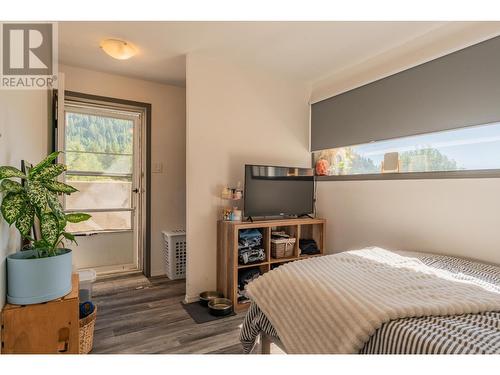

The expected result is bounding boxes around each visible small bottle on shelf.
[222,186,232,200]
[233,181,243,200]
[232,207,242,221]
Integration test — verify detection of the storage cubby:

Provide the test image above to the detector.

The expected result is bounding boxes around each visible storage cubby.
[270,225,299,261]
[299,222,324,258]
[237,227,269,267]
[217,218,326,311]
[236,264,269,307]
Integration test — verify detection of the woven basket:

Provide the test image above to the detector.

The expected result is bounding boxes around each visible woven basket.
[271,238,296,259]
[79,306,97,354]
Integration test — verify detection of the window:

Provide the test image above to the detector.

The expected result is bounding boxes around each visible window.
[312,122,500,178]
[62,103,141,233]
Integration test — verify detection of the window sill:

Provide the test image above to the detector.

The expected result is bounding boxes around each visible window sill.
[72,229,133,236]
[315,169,500,181]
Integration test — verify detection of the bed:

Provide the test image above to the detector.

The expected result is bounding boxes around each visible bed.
[240,248,500,354]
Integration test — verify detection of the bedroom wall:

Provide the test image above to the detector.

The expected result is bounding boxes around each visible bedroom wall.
[313,23,500,266]
[185,53,311,302]
[316,179,500,265]
[60,65,186,276]
[0,89,49,313]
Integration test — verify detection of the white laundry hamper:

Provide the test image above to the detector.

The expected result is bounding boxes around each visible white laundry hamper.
[162,230,187,280]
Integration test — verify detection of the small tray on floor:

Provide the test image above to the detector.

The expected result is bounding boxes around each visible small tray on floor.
[181,301,236,324]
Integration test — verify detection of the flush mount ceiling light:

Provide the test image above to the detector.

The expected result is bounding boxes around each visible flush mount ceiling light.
[100,39,137,60]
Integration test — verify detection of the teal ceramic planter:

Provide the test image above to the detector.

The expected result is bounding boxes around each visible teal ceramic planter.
[7,249,73,305]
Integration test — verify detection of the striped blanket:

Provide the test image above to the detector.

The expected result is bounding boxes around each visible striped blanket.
[240,250,500,354]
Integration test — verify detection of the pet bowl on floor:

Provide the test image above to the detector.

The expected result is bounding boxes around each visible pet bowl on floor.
[199,291,224,307]
[208,298,233,316]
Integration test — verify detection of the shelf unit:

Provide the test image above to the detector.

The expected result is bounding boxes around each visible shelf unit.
[217,218,326,311]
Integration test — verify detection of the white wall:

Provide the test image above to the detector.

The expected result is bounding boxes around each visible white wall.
[185,53,311,301]
[317,179,500,265]
[60,65,186,276]
[0,90,49,311]
[313,24,500,266]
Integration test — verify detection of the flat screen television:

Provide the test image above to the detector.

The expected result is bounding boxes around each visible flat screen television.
[244,165,314,218]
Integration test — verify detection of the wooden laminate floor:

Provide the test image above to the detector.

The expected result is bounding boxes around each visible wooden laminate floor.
[91,273,246,354]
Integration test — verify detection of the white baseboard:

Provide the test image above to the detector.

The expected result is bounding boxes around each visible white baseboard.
[82,263,138,276]
[183,293,200,304]
[151,266,166,277]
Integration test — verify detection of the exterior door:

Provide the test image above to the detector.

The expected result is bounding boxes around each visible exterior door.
[59,97,146,274]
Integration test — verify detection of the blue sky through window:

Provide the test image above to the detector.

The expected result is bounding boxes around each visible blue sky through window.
[353,122,500,170]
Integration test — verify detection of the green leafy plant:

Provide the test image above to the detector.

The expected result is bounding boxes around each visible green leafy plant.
[0,151,91,257]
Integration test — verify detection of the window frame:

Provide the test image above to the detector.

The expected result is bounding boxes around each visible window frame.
[312,122,500,181]
[55,90,152,277]
[314,168,500,181]
[61,100,143,234]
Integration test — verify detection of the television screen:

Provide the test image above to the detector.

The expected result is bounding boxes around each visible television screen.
[244,165,314,217]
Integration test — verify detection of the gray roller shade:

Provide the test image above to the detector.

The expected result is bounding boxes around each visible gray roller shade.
[311,35,500,151]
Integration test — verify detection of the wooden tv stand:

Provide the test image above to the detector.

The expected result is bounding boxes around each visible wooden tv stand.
[217,218,326,311]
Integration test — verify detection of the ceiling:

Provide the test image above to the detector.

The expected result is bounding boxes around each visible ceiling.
[58,21,482,87]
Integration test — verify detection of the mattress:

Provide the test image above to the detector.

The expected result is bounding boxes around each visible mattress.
[240,252,500,354]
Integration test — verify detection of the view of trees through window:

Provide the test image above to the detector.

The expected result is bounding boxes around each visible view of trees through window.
[65,112,133,175]
[313,122,500,176]
[314,146,460,175]
[64,110,136,233]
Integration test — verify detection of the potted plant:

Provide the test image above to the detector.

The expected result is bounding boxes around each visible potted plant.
[0,151,90,304]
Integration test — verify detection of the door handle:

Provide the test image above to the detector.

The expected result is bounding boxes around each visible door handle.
[132,188,140,193]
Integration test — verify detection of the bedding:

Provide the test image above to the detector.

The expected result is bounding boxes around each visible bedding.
[240,248,500,354]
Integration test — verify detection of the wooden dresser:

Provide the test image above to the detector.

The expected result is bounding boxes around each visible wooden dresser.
[1,274,80,354]
[217,218,326,311]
